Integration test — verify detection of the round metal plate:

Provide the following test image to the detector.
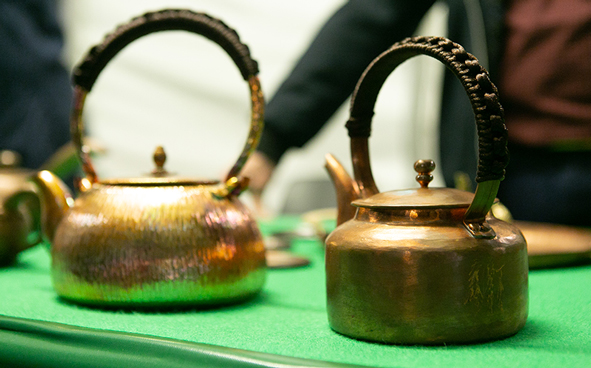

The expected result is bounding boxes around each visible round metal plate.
[517,221,591,269]
[266,250,310,269]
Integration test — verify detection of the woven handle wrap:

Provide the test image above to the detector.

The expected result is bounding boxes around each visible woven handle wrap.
[347,36,508,183]
[70,9,264,186]
[73,10,258,90]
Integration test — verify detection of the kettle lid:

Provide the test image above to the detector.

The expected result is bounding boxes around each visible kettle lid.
[351,160,474,209]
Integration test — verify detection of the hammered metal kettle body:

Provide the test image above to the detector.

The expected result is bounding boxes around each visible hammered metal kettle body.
[32,10,266,308]
[325,37,528,344]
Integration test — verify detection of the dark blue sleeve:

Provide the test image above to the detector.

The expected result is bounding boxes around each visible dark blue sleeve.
[258,0,437,162]
[0,0,72,169]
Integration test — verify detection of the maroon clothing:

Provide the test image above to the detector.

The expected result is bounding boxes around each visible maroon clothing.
[500,0,591,147]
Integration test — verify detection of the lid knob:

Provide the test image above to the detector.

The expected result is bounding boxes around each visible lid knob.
[414,159,435,188]
[0,150,22,168]
[151,146,168,177]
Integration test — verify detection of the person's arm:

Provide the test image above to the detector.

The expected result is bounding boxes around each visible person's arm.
[257,0,437,163]
[0,0,72,169]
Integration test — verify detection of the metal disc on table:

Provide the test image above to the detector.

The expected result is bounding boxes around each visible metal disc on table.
[266,250,310,269]
[263,234,291,250]
[516,221,591,269]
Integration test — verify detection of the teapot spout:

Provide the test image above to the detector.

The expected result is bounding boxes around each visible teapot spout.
[30,171,74,244]
[325,154,361,226]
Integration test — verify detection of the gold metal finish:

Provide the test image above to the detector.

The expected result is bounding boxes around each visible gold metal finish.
[0,143,100,266]
[33,170,266,307]
[0,150,22,167]
[0,165,41,266]
[70,87,96,184]
[70,77,264,187]
[212,176,248,199]
[225,76,265,182]
[151,146,168,177]
[33,10,267,307]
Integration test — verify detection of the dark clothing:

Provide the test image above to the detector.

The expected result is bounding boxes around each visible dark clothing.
[258,0,437,164]
[258,0,505,186]
[497,144,591,227]
[257,0,591,226]
[0,0,71,169]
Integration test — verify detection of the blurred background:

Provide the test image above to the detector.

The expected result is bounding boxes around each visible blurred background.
[58,0,448,215]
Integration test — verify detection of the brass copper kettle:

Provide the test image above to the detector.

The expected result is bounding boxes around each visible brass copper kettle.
[0,143,94,266]
[32,10,266,308]
[325,37,528,344]
[0,151,41,266]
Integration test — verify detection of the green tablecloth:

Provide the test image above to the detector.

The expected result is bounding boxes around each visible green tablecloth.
[1,217,590,367]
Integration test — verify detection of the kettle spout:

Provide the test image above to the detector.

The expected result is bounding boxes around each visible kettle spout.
[30,171,74,244]
[325,154,361,226]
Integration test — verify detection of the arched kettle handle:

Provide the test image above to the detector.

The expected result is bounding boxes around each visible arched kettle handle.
[70,9,264,191]
[347,36,509,234]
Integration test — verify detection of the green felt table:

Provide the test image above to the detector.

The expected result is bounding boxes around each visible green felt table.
[1,216,590,368]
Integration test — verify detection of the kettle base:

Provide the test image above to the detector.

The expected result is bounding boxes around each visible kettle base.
[52,268,266,309]
[57,288,262,311]
[328,315,527,345]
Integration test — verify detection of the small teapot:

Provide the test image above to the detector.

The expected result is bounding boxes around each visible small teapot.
[0,143,97,266]
[0,151,41,266]
[32,10,266,308]
[325,37,528,344]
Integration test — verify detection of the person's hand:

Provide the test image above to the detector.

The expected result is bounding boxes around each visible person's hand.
[240,151,276,216]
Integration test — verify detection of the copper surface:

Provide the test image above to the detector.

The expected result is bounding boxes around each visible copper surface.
[325,156,528,344]
[325,154,360,226]
[326,159,525,344]
[325,210,528,345]
[414,159,435,188]
[324,36,525,344]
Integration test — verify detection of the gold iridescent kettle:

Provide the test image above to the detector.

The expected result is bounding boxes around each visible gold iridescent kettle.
[325,37,528,344]
[32,10,266,308]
